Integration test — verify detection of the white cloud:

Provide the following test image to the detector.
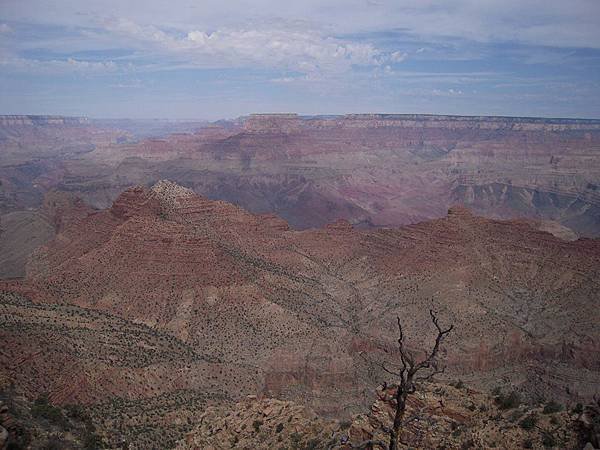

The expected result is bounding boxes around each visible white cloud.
[0,24,12,34]
[101,18,388,75]
[2,0,599,49]
[270,76,300,83]
[0,56,118,74]
[390,51,407,63]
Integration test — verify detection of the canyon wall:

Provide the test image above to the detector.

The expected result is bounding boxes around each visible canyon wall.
[2,113,600,279]
[5,182,597,416]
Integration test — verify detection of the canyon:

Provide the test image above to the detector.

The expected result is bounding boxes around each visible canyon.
[1,180,598,447]
[1,114,599,448]
[2,113,600,235]
[2,113,600,279]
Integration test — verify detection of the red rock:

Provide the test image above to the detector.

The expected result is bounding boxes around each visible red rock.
[4,181,597,415]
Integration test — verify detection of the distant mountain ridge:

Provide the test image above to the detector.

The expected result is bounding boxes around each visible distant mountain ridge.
[243,113,600,133]
[0,115,89,126]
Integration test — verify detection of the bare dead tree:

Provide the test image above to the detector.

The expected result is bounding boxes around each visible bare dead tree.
[361,310,453,450]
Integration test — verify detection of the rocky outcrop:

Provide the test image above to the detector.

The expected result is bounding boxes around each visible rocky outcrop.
[177,384,582,450]
[176,397,340,450]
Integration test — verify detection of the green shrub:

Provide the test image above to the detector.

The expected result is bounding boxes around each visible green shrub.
[541,431,557,448]
[453,380,465,389]
[494,391,521,410]
[252,420,263,432]
[572,403,584,415]
[339,420,352,430]
[31,395,67,426]
[304,438,320,449]
[509,409,524,422]
[519,414,537,430]
[64,403,87,421]
[41,435,67,450]
[83,431,104,450]
[542,401,563,414]
[461,440,474,449]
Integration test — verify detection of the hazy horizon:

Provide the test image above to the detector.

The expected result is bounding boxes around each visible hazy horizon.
[4,112,600,122]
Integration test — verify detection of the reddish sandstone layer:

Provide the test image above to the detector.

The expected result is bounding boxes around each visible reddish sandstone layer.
[64,114,600,235]
[5,181,598,416]
[3,114,600,238]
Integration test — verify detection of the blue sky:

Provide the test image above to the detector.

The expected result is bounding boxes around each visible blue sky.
[1,0,599,119]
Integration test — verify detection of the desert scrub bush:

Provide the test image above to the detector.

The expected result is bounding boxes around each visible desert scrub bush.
[31,394,67,427]
[494,391,521,410]
[83,431,104,450]
[509,409,524,422]
[41,434,68,450]
[541,431,557,448]
[252,419,263,432]
[64,403,87,421]
[519,414,537,430]
[543,400,563,414]
[339,420,352,430]
[452,380,465,389]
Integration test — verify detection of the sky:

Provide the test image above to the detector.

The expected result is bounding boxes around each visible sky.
[1,0,599,119]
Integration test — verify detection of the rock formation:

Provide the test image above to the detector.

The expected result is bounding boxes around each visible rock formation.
[2,113,600,245]
[1,180,598,447]
[3,182,597,413]
[177,383,582,450]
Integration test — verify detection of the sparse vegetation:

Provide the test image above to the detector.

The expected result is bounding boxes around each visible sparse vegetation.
[252,419,263,432]
[541,430,557,448]
[519,414,537,430]
[543,401,563,414]
[30,395,67,427]
[494,391,521,410]
[362,310,454,450]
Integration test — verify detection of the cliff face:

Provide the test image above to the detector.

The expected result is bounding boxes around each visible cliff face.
[2,113,600,237]
[13,113,594,237]
[4,182,598,420]
[2,113,600,283]
[244,113,600,133]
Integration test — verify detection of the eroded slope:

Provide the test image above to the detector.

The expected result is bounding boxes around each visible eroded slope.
[6,181,597,420]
